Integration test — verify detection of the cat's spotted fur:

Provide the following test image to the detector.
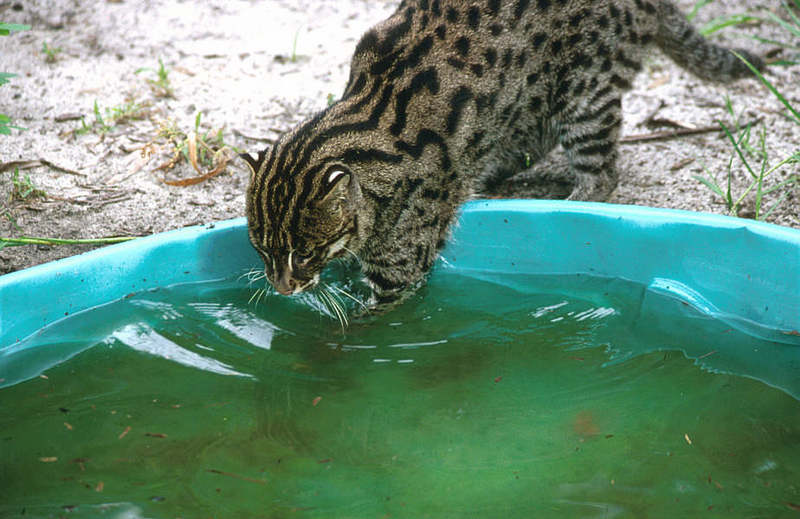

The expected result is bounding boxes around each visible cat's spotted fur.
[242,0,763,311]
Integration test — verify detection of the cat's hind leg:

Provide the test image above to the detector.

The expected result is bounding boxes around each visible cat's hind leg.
[559,93,623,201]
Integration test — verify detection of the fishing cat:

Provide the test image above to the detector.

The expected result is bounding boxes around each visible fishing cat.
[242,0,763,312]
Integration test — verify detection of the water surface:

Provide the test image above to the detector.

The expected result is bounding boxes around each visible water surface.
[1,272,798,518]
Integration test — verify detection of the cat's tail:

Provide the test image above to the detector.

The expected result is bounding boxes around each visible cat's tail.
[654,0,765,82]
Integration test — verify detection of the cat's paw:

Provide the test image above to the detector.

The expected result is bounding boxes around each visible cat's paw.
[483,160,575,199]
[567,170,619,202]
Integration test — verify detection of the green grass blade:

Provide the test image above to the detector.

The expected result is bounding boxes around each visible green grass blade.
[687,0,713,22]
[700,14,760,36]
[731,177,759,214]
[93,100,103,125]
[0,112,26,133]
[0,72,17,87]
[762,150,799,178]
[761,190,791,220]
[779,2,800,34]
[720,120,759,181]
[769,59,800,67]
[762,174,798,196]
[693,174,726,198]
[0,23,31,35]
[734,51,800,125]
[765,11,800,38]
[0,236,136,247]
[729,31,800,52]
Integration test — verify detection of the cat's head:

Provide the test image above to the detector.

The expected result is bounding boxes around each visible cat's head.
[241,146,360,296]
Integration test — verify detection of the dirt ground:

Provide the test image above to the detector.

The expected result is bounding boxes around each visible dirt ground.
[0,0,798,276]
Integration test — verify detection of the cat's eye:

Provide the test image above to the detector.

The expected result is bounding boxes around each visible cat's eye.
[292,250,314,270]
[255,249,273,275]
[325,167,349,186]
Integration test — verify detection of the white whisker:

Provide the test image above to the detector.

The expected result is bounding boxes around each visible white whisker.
[239,268,258,282]
[315,289,333,316]
[240,267,268,287]
[248,287,265,305]
[325,282,368,313]
[343,246,362,263]
[323,283,345,307]
[316,285,348,331]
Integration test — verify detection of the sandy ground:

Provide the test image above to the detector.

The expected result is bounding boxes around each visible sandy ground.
[0,0,798,276]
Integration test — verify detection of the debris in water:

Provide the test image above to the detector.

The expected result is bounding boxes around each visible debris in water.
[206,468,267,485]
[573,411,600,437]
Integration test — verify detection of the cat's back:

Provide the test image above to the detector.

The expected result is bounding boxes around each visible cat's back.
[345,0,659,83]
[341,0,661,143]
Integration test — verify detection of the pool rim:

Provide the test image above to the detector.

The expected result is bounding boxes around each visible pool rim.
[2,199,799,350]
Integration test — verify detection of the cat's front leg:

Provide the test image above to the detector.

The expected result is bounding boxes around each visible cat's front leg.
[357,266,424,316]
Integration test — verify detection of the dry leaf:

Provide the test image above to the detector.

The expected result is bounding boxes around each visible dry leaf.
[162,155,230,187]
[187,131,199,173]
[670,158,695,171]
[648,74,670,89]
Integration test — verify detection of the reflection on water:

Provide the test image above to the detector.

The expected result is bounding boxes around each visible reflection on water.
[190,302,279,351]
[109,324,250,378]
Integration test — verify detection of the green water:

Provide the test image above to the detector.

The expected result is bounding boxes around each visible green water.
[1,272,799,518]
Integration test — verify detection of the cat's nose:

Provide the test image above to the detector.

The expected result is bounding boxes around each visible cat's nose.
[274,284,294,296]
[273,274,296,296]
[274,267,312,295]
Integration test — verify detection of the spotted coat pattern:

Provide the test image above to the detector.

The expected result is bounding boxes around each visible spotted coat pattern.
[243,0,763,310]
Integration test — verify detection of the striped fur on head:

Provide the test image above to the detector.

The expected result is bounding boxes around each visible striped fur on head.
[242,135,361,296]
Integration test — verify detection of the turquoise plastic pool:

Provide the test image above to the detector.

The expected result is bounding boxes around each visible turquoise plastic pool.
[2,200,800,518]
[2,200,799,388]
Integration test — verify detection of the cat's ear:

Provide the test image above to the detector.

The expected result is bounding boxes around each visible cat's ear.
[240,149,268,181]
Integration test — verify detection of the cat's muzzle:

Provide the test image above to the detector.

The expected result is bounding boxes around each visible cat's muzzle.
[273,271,319,296]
